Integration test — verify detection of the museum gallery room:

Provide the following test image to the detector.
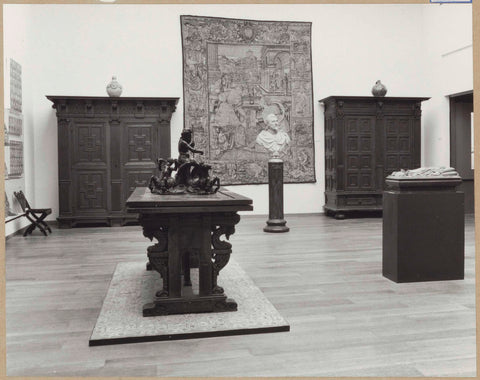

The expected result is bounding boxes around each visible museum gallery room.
[3,2,476,378]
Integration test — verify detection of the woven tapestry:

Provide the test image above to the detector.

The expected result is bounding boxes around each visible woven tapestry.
[181,15,315,185]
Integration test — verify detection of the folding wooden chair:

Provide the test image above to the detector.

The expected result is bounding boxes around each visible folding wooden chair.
[13,191,52,236]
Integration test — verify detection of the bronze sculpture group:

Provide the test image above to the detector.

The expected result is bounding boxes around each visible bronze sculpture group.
[149,129,220,195]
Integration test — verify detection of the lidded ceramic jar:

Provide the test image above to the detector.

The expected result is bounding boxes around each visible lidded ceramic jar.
[106,76,123,97]
[372,80,387,97]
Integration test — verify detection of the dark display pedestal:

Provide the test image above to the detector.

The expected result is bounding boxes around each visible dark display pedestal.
[382,177,464,283]
[126,187,253,316]
[264,158,289,233]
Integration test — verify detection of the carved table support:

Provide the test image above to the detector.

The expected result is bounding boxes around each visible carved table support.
[127,187,252,317]
[138,211,242,316]
[143,223,169,296]
[212,213,240,291]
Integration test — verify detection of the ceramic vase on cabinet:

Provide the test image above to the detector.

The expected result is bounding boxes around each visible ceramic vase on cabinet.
[106,76,123,97]
[372,80,387,97]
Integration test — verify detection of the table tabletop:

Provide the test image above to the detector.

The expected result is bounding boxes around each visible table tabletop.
[125,187,253,214]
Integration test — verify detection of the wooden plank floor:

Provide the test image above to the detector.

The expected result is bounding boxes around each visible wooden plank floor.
[5,214,476,377]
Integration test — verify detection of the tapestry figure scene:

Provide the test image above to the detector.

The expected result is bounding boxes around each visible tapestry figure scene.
[181,16,316,185]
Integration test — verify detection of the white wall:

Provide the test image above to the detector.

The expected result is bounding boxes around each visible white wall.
[3,3,472,221]
[421,3,473,167]
[3,5,35,236]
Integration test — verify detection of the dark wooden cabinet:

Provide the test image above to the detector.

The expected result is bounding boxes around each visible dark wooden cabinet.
[319,96,429,218]
[47,96,179,227]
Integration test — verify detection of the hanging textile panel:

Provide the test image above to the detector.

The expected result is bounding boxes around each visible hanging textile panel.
[181,15,315,185]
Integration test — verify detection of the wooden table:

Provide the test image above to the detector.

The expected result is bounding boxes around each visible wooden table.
[126,187,253,316]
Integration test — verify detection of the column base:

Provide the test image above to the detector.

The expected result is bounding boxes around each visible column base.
[263,219,289,233]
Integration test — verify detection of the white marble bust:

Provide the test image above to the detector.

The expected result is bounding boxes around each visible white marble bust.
[255,114,291,157]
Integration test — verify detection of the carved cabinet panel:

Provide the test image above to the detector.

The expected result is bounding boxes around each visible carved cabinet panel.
[320,96,429,218]
[47,96,179,227]
[75,171,107,212]
[125,123,155,163]
[74,122,107,164]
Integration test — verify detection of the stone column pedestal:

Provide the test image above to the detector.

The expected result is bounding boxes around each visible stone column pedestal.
[264,158,289,233]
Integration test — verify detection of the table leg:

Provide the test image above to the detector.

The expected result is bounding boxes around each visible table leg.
[167,216,182,298]
[199,214,212,297]
[142,212,239,316]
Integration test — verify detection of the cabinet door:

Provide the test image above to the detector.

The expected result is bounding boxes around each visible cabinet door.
[383,117,414,177]
[71,120,109,214]
[344,116,376,191]
[121,120,159,204]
